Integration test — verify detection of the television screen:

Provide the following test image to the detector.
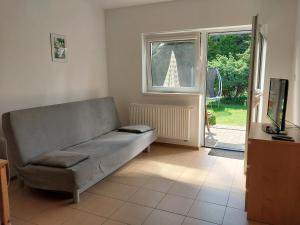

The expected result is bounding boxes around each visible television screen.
[267,78,289,131]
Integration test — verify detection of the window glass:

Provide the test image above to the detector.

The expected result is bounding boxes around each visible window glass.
[150,41,196,89]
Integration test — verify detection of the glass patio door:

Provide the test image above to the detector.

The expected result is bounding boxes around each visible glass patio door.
[204,30,252,152]
[244,15,265,172]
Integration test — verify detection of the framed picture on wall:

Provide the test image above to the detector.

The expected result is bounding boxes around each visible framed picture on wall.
[50,33,67,62]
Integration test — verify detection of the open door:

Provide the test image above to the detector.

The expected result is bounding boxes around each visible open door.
[244,15,259,173]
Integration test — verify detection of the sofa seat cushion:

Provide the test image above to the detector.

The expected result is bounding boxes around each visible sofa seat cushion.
[118,125,154,133]
[66,130,157,174]
[31,151,89,168]
[19,129,157,193]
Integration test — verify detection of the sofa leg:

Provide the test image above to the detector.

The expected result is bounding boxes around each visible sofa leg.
[73,190,80,203]
[143,146,151,153]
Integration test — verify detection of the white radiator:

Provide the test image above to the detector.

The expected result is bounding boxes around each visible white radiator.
[129,103,194,141]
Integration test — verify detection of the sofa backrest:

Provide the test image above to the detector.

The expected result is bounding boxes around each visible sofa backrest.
[2,97,121,167]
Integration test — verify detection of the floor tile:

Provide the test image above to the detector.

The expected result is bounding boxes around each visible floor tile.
[167,154,194,166]
[223,207,247,225]
[168,182,200,199]
[227,192,245,210]
[70,192,124,217]
[205,174,233,188]
[133,161,166,175]
[143,209,184,225]
[154,164,184,180]
[110,202,152,225]
[88,181,138,200]
[197,186,229,206]
[231,174,246,193]
[182,217,215,225]
[9,144,247,225]
[103,220,127,225]
[143,176,174,193]
[31,206,79,225]
[62,211,106,225]
[177,168,206,186]
[10,188,67,221]
[188,200,226,224]
[188,155,216,169]
[157,194,193,215]
[11,217,36,225]
[128,188,165,208]
[107,170,151,187]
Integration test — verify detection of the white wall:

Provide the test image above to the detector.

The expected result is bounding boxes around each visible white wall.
[0,0,108,136]
[294,0,300,126]
[105,0,297,147]
[253,0,297,123]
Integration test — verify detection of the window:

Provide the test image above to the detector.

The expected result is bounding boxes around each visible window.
[143,33,201,93]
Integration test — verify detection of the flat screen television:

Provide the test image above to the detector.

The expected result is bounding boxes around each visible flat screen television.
[267,78,289,133]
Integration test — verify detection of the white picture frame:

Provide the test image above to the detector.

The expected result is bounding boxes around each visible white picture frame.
[50,33,67,62]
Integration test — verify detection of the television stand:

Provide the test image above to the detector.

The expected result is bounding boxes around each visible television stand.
[246,122,300,225]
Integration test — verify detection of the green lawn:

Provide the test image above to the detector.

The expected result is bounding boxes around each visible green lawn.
[207,103,247,127]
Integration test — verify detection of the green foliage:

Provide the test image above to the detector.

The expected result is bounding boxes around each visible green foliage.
[207,103,247,126]
[208,34,251,61]
[206,34,250,126]
[208,46,250,99]
[208,113,216,125]
[208,33,251,99]
[220,96,248,105]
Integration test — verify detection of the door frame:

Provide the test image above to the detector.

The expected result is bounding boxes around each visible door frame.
[244,15,268,173]
[198,25,252,148]
[253,29,268,123]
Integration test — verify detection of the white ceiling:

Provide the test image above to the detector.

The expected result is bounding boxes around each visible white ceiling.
[90,0,177,9]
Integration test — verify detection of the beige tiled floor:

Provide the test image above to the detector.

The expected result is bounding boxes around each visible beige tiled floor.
[9,143,268,225]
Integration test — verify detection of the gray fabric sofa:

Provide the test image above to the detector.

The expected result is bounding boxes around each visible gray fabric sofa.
[2,97,157,202]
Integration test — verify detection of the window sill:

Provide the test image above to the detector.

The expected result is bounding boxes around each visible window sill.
[142,91,201,96]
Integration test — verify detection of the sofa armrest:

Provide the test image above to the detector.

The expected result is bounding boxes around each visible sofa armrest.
[31,151,89,168]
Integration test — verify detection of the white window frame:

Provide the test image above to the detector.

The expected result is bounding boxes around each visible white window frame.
[254,29,268,122]
[142,32,202,94]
